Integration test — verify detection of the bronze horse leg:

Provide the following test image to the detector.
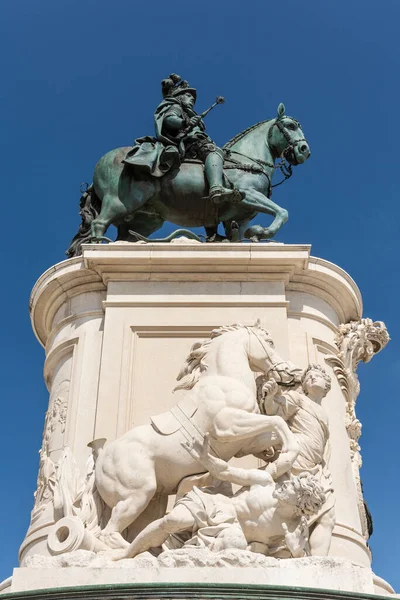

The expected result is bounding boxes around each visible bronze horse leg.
[237,188,289,240]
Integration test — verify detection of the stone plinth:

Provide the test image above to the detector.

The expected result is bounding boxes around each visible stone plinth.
[11,242,392,596]
[7,557,385,595]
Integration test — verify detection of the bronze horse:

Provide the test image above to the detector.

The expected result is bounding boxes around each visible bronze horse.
[67,104,310,255]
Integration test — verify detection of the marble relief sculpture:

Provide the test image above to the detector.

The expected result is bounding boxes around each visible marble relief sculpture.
[39,320,378,565]
[257,364,335,556]
[113,434,326,561]
[93,322,301,550]
[34,322,337,563]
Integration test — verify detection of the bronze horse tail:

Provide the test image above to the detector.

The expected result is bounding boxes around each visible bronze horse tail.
[66,184,102,258]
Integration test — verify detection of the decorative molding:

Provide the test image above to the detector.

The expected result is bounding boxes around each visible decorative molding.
[286,282,347,325]
[124,326,221,434]
[103,300,290,308]
[30,259,105,348]
[44,338,79,388]
[30,245,363,346]
[287,312,339,335]
[311,338,338,356]
[45,311,104,355]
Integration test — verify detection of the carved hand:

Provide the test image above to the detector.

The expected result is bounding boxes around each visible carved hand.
[282,516,309,558]
[262,379,279,400]
[181,433,211,465]
[188,116,202,128]
[183,434,276,486]
[181,433,228,477]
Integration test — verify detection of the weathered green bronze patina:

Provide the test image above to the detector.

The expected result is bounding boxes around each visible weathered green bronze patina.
[67,74,310,257]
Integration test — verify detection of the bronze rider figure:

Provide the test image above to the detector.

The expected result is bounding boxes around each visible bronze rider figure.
[124,74,244,205]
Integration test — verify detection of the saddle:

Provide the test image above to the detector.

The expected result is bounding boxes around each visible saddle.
[150,394,198,436]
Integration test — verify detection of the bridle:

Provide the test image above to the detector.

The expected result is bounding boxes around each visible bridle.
[247,327,297,388]
[224,116,306,194]
[268,116,307,160]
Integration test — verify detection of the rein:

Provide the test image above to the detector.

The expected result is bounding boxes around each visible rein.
[248,327,297,388]
[223,116,305,194]
[224,148,293,196]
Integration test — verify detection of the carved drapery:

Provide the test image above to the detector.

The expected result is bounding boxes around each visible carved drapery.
[325,319,389,539]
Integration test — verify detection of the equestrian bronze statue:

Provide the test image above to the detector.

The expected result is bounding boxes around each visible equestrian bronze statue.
[67,74,310,256]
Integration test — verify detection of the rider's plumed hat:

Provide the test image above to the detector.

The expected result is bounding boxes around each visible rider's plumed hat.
[161,73,197,100]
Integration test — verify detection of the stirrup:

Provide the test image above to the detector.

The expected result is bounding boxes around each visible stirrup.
[209,186,244,204]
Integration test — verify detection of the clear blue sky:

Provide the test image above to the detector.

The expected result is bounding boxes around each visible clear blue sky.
[1,0,399,589]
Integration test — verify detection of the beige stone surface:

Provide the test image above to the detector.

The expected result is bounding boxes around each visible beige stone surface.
[17,242,392,595]
[12,555,376,594]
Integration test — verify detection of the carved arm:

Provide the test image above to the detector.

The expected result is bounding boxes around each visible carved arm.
[182,434,274,488]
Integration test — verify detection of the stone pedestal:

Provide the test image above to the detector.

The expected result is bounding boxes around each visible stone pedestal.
[7,242,393,597]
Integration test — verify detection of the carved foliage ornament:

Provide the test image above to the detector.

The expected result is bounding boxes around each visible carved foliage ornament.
[326,318,389,426]
[325,318,389,539]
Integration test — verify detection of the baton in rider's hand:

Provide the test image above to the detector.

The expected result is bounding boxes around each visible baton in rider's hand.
[185,96,225,132]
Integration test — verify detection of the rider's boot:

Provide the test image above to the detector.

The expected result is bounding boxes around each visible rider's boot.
[205,151,244,204]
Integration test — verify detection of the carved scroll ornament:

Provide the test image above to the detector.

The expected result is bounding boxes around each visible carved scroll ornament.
[325,318,389,539]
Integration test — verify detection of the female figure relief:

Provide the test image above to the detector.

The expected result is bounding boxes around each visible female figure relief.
[260,364,336,556]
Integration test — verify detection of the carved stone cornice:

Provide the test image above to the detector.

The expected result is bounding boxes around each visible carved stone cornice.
[82,243,361,322]
[31,244,363,347]
[30,258,105,347]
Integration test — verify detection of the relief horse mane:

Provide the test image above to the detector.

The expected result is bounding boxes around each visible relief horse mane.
[174,323,273,391]
[223,119,270,150]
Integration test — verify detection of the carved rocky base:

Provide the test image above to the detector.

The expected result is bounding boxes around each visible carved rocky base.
[5,554,394,597]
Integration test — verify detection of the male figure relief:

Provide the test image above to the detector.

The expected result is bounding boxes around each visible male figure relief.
[111,434,325,560]
[261,364,336,555]
[124,73,243,204]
